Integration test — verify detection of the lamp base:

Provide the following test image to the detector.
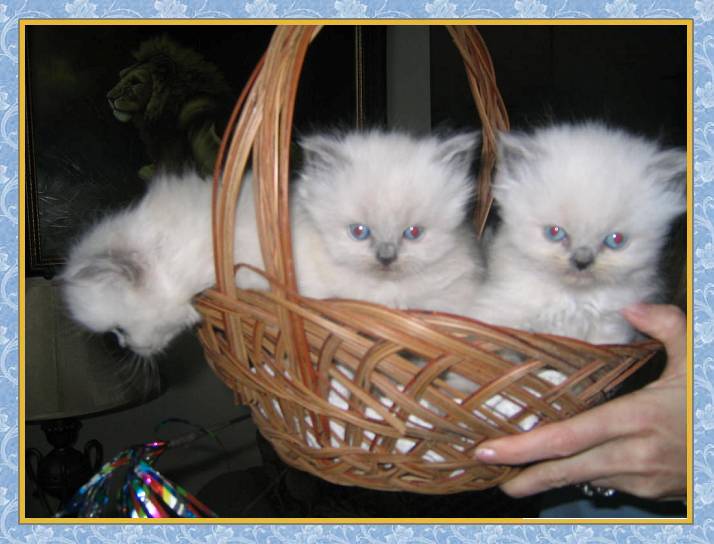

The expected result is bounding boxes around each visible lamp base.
[26,418,103,514]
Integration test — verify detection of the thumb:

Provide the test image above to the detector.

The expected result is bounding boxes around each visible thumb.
[621,303,686,379]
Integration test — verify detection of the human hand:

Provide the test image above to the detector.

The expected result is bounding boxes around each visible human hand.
[475,303,687,500]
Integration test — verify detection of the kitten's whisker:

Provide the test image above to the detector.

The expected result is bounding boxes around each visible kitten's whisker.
[123,355,144,388]
[107,355,143,400]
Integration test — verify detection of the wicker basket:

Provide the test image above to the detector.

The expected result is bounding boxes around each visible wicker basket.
[194,25,661,495]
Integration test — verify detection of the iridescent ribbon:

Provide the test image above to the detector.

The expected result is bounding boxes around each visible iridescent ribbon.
[59,440,216,518]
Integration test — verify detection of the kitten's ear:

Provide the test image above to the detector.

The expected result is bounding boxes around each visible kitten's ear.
[435,131,480,171]
[68,251,143,285]
[651,148,686,181]
[492,130,541,199]
[299,134,349,172]
[650,148,687,215]
[496,130,540,167]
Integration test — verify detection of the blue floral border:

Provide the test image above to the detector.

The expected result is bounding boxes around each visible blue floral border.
[2,0,707,542]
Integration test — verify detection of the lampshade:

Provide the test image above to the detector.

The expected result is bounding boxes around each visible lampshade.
[25,276,159,422]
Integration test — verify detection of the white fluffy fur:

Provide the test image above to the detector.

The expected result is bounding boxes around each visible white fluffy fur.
[61,173,218,357]
[289,130,483,310]
[468,121,685,344]
[62,130,484,356]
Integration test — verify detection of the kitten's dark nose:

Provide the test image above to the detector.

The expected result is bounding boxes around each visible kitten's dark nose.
[103,331,128,356]
[376,242,398,266]
[570,247,595,270]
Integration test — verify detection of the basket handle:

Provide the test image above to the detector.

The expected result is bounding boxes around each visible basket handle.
[446,25,510,237]
[213,25,509,431]
[215,25,509,294]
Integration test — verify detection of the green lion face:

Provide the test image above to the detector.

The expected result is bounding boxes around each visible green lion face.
[106,63,155,123]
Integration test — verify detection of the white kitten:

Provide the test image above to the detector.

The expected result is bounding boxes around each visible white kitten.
[468,121,685,344]
[62,130,485,356]
[289,130,484,313]
[61,168,273,357]
[61,172,219,357]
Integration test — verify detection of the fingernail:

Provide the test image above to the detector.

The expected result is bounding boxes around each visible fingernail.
[475,447,496,460]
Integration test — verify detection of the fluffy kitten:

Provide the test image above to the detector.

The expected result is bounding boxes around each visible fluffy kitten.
[287,130,484,312]
[468,121,685,344]
[61,172,222,357]
[62,130,484,356]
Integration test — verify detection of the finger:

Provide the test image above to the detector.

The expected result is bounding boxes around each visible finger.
[475,396,637,465]
[499,440,627,497]
[622,303,686,378]
[505,470,676,501]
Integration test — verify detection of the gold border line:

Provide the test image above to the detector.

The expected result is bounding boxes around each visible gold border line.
[18,516,693,525]
[19,18,691,26]
[19,19,26,524]
[687,19,694,524]
[18,18,694,525]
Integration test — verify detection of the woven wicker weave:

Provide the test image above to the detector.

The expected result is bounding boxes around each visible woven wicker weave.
[194,25,661,494]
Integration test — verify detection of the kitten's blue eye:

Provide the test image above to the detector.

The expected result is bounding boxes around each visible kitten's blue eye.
[348,223,371,241]
[544,225,567,242]
[603,231,627,249]
[403,225,424,240]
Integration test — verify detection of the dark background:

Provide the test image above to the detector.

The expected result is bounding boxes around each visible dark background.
[25,24,386,275]
[432,25,686,146]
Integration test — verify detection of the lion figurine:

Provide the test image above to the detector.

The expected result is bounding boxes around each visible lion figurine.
[107,35,233,180]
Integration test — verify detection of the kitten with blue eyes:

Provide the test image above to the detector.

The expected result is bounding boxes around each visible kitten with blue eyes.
[468,121,685,344]
[62,130,485,357]
[288,130,485,313]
